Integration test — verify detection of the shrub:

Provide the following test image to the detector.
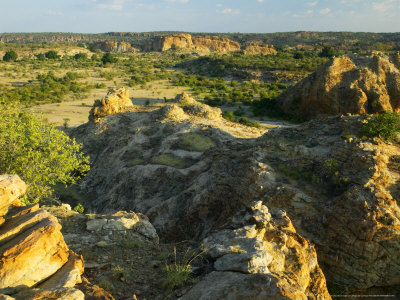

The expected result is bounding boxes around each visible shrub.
[45,50,60,59]
[73,203,85,214]
[74,52,88,60]
[0,102,90,203]
[361,112,400,141]
[101,52,118,64]
[223,111,235,122]
[3,50,18,62]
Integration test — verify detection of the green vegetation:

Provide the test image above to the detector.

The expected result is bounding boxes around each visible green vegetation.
[74,52,88,60]
[101,52,118,64]
[3,50,18,62]
[178,133,216,151]
[162,247,204,291]
[45,50,60,59]
[0,102,90,203]
[73,203,85,214]
[151,154,186,168]
[361,112,400,141]
[0,71,93,106]
[319,46,336,58]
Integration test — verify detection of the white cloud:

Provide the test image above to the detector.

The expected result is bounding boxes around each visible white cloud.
[320,8,331,14]
[222,8,240,15]
[305,10,313,14]
[306,1,318,7]
[216,3,222,7]
[257,0,264,3]
[372,1,395,13]
[98,0,124,10]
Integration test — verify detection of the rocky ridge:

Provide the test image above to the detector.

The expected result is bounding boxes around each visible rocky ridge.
[276,52,400,118]
[70,90,400,296]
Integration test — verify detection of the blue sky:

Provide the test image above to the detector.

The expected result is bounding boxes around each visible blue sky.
[1,0,399,33]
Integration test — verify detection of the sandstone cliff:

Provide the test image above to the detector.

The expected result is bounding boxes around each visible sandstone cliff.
[92,41,138,53]
[142,33,240,53]
[276,53,400,118]
[243,42,277,55]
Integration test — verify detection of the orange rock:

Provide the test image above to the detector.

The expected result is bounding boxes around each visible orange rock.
[0,175,26,217]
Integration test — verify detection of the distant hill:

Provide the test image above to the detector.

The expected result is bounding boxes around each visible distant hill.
[1,31,399,51]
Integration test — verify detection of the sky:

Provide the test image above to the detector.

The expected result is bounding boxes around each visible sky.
[0,0,399,33]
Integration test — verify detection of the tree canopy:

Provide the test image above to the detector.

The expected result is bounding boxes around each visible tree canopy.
[3,50,18,61]
[0,101,90,203]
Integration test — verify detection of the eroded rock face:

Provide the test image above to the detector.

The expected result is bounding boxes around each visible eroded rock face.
[183,202,331,299]
[71,100,400,294]
[243,42,277,55]
[142,34,240,53]
[0,175,84,299]
[89,88,133,122]
[92,41,138,53]
[276,53,400,118]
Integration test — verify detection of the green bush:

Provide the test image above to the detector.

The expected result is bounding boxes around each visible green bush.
[74,52,88,60]
[223,111,235,121]
[45,50,60,59]
[0,102,90,203]
[361,112,400,141]
[101,52,118,64]
[3,50,18,62]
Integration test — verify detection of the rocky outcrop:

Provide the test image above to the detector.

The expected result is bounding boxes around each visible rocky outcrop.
[89,88,133,122]
[171,92,222,120]
[183,201,330,299]
[0,175,84,299]
[71,97,400,295]
[191,36,241,53]
[92,41,138,53]
[142,34,240,53]
[243,42,277,55]
[276,53,400,118]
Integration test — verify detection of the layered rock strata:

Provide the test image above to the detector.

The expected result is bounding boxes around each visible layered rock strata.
[0,175,84,299]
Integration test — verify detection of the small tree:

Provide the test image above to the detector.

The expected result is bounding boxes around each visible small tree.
[101,52,118,64]
[45,50,60,59]
[3,50,18,62]
[0,101,90,203]
[319,46,335,58]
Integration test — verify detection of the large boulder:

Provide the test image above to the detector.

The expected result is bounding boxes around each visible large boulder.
[89,88,133,122]
[276,53,400,118]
